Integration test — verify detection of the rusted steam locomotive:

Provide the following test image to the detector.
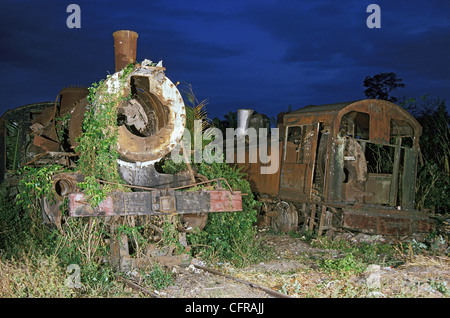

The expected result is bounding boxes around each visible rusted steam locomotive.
[0,30,244,270]
[0,29,434,246]
[235,100,435,237]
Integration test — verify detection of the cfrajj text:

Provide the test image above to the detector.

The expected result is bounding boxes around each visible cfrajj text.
[185,301,264,315]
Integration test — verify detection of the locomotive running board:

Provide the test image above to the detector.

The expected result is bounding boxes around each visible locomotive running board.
[68,189,242,217]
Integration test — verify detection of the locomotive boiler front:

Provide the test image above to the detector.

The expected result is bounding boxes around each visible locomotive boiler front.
[69,30,188,186]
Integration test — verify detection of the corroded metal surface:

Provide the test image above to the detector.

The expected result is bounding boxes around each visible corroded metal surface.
[342,207,434,236]
[68,97,88,149]
[113,65,186,164]
[68,189,242,217]
[59,86,89,116]
[113,30,138,72]
[52,172,84,200]
[239,99,433,235]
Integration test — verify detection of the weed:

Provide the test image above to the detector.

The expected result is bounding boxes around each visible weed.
[318,253,366,276]
[141,264,174,290]
[430,279,449,296]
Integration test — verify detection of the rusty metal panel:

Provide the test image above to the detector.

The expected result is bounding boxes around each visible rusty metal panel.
[68,97,88,148]
[69,193,115,217]
[235,143,282,196]
[364,173,391,205]
[279,163,308,201]
[377,216,412,236]
[343,211,378,234]
[342,207,434,236]
[331,99,422,145]
[59,86,89,116]
[279,123,320,202]
[210,190,242,212]
[401,148,418,209]
[33,134,60,152]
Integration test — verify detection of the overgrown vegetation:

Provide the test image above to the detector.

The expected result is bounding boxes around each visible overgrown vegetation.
[0,66,264,296]
[0,68,448,298]
[162,159,264,267]
[400,95,450,213]
[0,64,158,297]
[75,64,136,206]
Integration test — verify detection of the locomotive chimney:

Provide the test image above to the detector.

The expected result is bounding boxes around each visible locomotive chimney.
[113,30,139,72]
[236,109,254,138]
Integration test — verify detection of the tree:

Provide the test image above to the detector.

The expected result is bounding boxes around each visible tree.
[363,72,405,102]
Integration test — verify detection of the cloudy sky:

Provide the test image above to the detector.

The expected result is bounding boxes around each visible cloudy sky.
[0,0,449,120]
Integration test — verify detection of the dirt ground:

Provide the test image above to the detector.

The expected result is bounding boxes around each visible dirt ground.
[156,231,450,298]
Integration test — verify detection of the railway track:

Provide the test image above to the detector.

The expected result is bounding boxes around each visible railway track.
[192,264,294,298]
[115,264,294,298]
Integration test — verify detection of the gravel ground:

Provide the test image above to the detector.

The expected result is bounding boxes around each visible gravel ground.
[154,231,450,298]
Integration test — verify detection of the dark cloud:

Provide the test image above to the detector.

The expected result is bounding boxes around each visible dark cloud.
[0,0,448,120]
[241,0,449,111]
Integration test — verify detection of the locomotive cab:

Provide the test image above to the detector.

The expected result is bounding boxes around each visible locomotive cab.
[238,99,434,236]
[281,99,421,209]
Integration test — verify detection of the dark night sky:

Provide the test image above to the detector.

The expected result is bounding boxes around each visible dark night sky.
[1,0,449,120]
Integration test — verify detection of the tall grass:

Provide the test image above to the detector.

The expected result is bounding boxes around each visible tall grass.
[401,96,449,213]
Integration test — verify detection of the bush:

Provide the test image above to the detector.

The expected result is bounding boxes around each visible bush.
[0,252,75,297]
[400,96,449,213]
[162,160,262,267]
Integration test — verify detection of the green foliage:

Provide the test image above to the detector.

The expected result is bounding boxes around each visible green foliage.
[400,96,449,213]
[162,159,261,267]
[16,165,64,215]
[10,165,66,254]
[430,279,450,296]
[75,64,135,205]
[141,263,174,290]
[318,253,366,276]
[55,112,72,145]
[311,236,402,273]
[0,252,76,297]
[5,121,20,171]
[180,83,211,148]
[0,184,35,256]
[194,162,259,266]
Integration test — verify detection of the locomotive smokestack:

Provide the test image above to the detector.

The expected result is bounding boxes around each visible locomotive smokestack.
[236,109,253,138]
[113,30,139,72]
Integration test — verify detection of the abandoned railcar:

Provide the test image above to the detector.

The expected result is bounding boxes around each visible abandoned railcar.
[235,99,435,236]
[0,29,435,242]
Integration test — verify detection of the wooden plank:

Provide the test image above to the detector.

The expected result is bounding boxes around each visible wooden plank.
[309,204,316,231]
[389,137,402,206]
[318,205,327,236]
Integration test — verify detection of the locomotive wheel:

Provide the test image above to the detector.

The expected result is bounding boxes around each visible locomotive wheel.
[272,201,298,233]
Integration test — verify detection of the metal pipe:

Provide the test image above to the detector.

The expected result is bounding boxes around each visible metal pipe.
[113,30,139,72]
[236,109,253,138]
